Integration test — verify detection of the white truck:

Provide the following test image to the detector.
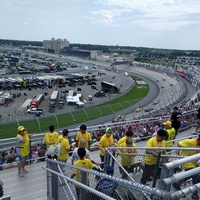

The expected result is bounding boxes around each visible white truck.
[27,107,43,114]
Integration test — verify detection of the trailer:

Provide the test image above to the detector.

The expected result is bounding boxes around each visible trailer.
[30,94,44,108]
[18,99,32,110]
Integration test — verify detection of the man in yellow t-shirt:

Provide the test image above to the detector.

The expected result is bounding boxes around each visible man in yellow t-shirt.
[16,126,28,177]
[163,120,176,150]
[76,124,92,150]
[115,130,134,147]
[98,127,114,169]
[173,136,200,195]
[43,125,59,159]
[58,129,70,162]
[118,138,137,179]
[71,147,99,199]
[140,129,167,185]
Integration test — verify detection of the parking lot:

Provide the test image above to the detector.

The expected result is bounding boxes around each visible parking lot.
[0,67,134,123]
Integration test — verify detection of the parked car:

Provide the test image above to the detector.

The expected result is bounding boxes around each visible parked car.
[144,107,154,112]
[153,100,159,105]
[135,108,142,112]
[27,107,43,114]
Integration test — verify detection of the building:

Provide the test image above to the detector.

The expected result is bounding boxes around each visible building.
[43,38,69,53]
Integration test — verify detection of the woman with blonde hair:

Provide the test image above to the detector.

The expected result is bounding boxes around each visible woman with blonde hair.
[71,138,99,165]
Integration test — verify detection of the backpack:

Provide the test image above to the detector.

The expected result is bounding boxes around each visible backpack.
[54,143,61,156]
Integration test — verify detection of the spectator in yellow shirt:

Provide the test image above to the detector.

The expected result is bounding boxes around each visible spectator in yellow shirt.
[173,135,200,197]
[58,129,70,163]
[115,130,134,147]
[163,120,176,150]
[76,124,92,150]
[43,125,59,159]
[118,138,137,179]
[16,126,32,177]
[98,127,114,169]
[71,147,100,199]
[140,129,167,185]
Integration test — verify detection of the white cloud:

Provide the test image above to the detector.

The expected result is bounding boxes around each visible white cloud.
[90,0,200,31]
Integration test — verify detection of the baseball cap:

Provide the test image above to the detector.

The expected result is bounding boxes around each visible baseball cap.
[163,120,172,126]
[106,127,113,134]
[18,126,25,132]
[126,138,133,146]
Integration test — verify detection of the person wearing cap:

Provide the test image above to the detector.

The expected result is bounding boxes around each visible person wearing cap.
[57,129,70,163]
[170,106,182,136]
[140,129,167,185]
[43,125,59,159]
[118,137,137,179]
[98,127,114,169]
[16,126,35,177]
[172,135,200,198]
[115,130,134,147]
[76,124,92,150]
[163,120,176,150]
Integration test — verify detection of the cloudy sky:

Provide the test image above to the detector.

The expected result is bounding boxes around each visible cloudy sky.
[1,0,200,50]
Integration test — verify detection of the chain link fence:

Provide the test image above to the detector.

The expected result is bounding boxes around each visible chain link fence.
[44,144,200,200]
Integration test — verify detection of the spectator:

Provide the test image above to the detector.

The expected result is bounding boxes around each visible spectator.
[173,135,200,199]
[98,127,114,169]
[16,126,28,177]
[115,130,134,147]
[76,124,92,150]
[71,148,100,199]
[43,125,59,159]
[71,138,99,165]
[118,138,137,179]
[38,146,46,162]
[163,120,176,151]
[57,129,70,163]
[195,107,200,134]
[140,129,167,185]
[171,106,182,136]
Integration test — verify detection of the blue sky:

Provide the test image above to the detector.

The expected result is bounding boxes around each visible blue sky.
[1,0,200,50]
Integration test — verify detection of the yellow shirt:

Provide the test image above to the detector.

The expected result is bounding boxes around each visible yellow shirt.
[43,131,59,149]
[16,134,28,157]
[58,136,70,161]
[76,132,92,149]
[119,142,137,166]
[98,134,114,156]
[24,134,30,157]
[144,137,166,165]
[115,136,134,146]
[179,139,200,169]
[165,127,176,147]
[72,158,94,184]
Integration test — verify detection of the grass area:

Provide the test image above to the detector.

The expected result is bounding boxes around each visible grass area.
[0,77,149,139]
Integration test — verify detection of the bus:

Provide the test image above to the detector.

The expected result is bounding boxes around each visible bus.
[50,91,59,103]
[30,93,44,108]
[101,81,119,93]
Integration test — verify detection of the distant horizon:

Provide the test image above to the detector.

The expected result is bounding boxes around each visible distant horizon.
[1,38,199,52]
